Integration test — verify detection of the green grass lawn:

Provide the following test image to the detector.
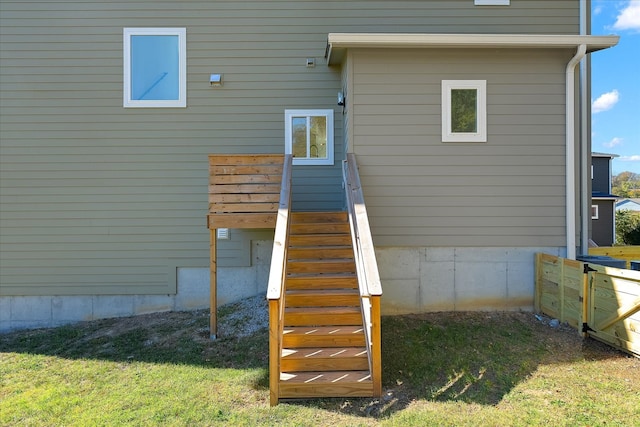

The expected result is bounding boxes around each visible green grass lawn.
[1,303,638,427]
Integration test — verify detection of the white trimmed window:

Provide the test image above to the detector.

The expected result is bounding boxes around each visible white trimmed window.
[285,110,334,165]
[591,205,599,220]
[442,80,487,142]
[123,28,187,108]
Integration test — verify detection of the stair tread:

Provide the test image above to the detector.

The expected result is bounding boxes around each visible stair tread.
[282,326,366,348]
[287,272,356,276]
[283,326,365,336]
[288,248,354,260]
[291,212,348,223]
[282,347,367,359]
[286,275,357,283]
[286,306,360,313]
[286,289,359,295]
[289,235,353,246]
[280,370,372,383]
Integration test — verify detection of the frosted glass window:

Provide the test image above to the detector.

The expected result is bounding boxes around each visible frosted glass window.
[124,28,186,108]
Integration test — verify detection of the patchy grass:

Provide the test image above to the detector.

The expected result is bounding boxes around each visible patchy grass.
[1,304,638,426]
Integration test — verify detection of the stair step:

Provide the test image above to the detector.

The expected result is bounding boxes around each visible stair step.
[281,347,369,371]
[282,326,366,348]
[279,370,373,398]
[290,223,350,235]
[288,246,354,260]
[289,233,353,247]
[285,289,360,307]
[286,275,358,290]
[287,259,356,275]
[274,211,373,401]
[284,306,362,326]
[291,211,348,224]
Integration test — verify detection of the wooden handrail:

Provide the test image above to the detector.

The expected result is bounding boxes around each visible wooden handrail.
[343,153,382,398]
[267,154,292,406]
[343,153,382,296]
[267,154,292,301]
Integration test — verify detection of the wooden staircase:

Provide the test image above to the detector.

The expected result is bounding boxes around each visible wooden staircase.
[278,211,374,399]
[206,154,381,404]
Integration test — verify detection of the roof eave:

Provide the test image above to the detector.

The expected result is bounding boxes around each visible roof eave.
[326,33,619,65]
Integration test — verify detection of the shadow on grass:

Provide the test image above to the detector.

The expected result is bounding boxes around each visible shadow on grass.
[0,309,626,420]
[284,311,627,419]
[0,310,270,373]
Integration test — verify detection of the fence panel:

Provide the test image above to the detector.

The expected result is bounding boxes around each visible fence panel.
[588,246,640,269]
[535,253,583,329]
[535,253,640,357]
[588,264,640,356]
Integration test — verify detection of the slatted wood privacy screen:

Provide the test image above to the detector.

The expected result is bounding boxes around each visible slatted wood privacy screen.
[207,154,285,229]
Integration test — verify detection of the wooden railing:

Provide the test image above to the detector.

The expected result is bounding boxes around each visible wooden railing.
[343,153,383,396]
[266,154,293,406]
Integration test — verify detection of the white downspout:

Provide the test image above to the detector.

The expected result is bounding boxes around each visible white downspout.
[580,0,590,254]
[566,44,587,260]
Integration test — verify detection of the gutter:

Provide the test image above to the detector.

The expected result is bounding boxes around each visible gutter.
[565,44,587,260]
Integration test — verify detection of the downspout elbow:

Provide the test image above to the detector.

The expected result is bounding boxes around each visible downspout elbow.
[565,44,587,260]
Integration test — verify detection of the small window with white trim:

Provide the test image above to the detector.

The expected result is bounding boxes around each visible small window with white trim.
[123,28,186,108]
[591,205,599,220]
[285,109,334,165]
[442,80,487,142]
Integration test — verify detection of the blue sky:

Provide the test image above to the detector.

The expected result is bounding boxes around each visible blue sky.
[591,0,640,175]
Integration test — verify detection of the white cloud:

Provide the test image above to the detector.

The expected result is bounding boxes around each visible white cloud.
[619,155,640,162]
[592,90,620,113]
[613,0,640,31]
[603,137,624,148]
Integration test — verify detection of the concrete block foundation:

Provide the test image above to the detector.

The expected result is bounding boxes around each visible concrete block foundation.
[378,246,565,315]
[0,240,272,333]
[1,243,564,332]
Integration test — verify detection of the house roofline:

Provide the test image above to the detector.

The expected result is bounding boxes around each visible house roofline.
[592,152,620,158]
[326,33,619,64]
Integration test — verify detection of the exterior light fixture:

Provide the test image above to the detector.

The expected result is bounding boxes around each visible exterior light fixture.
[209,74,223,87]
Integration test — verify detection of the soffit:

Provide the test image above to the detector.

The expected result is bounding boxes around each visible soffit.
[326,33,619,65]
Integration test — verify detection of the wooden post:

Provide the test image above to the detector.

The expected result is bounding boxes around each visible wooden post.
[581,263,596,337]
[269,299,280,406]
[210,228,217,339]
[534,253,542,312]
[371,296,382,398]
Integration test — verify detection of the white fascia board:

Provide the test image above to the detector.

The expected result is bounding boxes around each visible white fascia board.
[326,33,619,64]
[592,152,620,158]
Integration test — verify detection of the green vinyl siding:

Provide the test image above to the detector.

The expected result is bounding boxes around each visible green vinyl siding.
[0,0,581,296]
[348,48,571,247]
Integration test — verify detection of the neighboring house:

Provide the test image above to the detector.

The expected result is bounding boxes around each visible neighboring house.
[616,199,640,212]
[0,1,618,331]
[591,152,619,246]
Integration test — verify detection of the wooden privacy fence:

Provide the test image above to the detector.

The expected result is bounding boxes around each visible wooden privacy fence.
[588,246,640,270]
[535,253,640,357]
